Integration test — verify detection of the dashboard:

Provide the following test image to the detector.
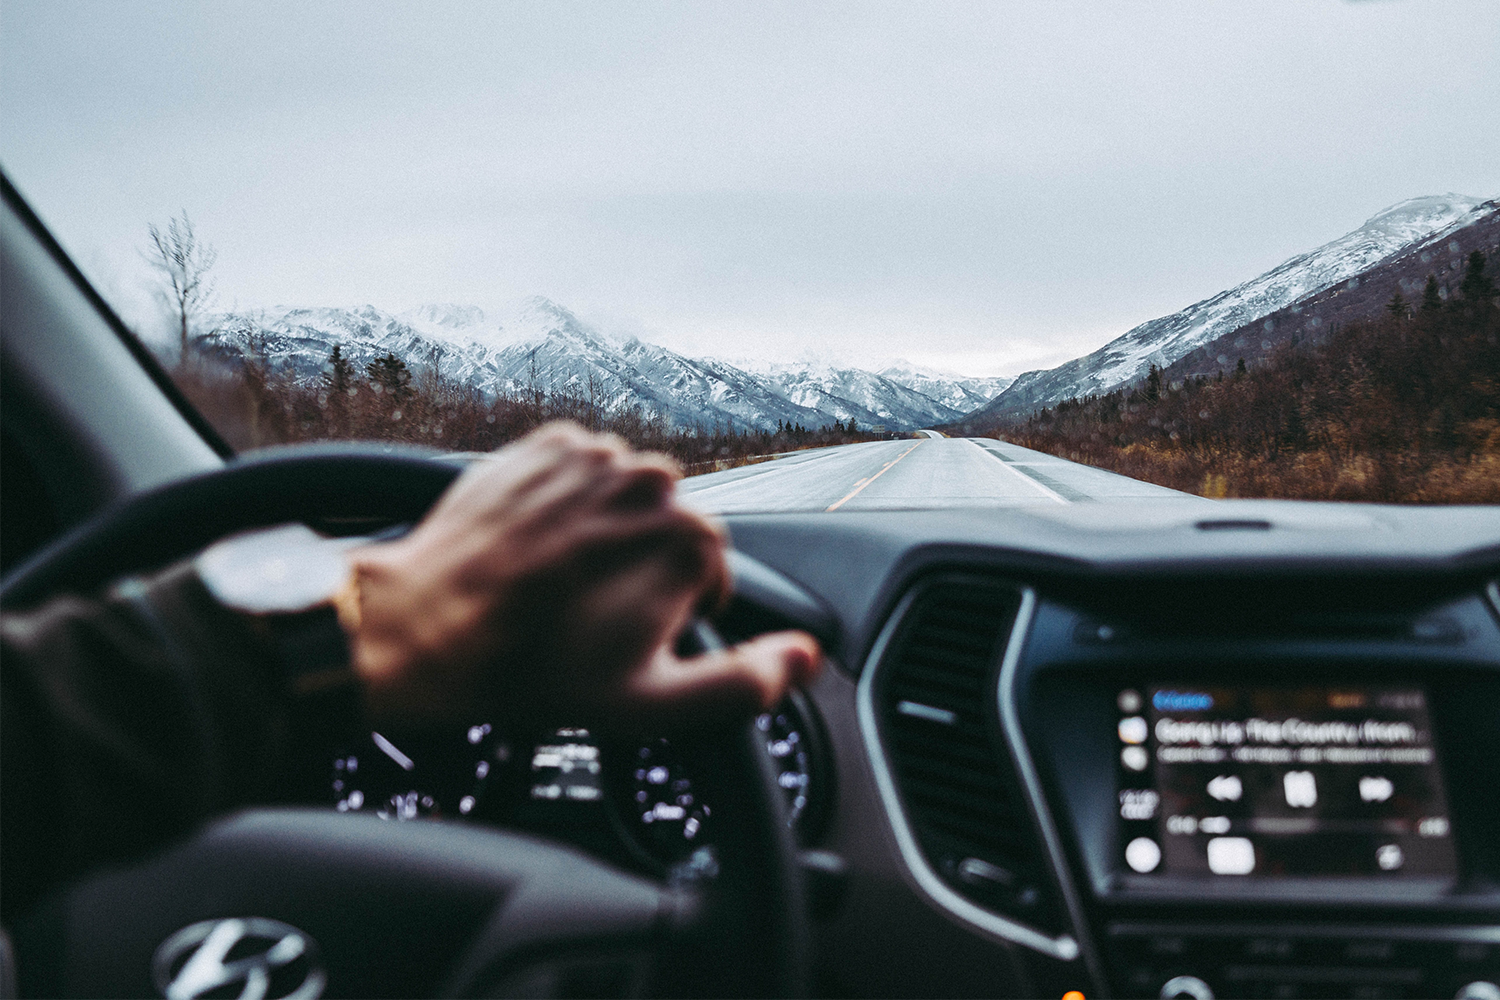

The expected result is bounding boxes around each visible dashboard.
[310,500,1500,1000]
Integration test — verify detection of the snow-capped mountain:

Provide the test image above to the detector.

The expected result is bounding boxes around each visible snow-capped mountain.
[968,194,1495,421]
[1159,201,1500,385]
[733,361,987,430]
[877,363,1013,413]
[195,297,993,432]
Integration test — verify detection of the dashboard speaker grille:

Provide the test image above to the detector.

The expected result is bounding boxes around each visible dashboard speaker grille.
[876,579,1064,932]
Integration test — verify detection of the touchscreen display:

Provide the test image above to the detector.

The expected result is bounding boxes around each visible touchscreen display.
[1115,685,1457,878]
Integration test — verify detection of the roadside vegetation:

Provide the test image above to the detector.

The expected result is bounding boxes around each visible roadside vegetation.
[976,252,1500,503]
[166,343,883,472]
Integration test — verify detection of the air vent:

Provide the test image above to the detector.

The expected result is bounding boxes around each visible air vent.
[874,580,1065,933]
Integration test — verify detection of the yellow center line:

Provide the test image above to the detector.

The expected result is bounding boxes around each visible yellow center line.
[826,440,924,511]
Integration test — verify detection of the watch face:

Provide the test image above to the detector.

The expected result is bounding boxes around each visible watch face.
[195,524,353,615]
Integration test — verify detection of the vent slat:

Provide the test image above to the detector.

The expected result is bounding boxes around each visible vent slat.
[889,660,988,692]
[888,725,997,763]
[877,582,1063,932]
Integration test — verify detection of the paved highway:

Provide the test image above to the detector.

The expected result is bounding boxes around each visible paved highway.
[681,436,1207,514]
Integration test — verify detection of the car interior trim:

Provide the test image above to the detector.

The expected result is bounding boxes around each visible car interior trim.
[1107,922,1500,945]
[856,582,1083,963]
[996,588,1107,988]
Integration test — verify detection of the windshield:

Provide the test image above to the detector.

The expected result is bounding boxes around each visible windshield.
[3,2,1497,511]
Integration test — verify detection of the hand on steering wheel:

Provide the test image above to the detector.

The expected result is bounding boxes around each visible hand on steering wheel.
[346,422,820,731]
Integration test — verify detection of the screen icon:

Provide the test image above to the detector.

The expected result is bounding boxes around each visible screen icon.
[1121,745,1149,771]
[1119,788,1159,820]
[1418,816,1450,837]
[1359,776,1394,803]
[1283,770,1317,808]
[1118,716,1147,744]
[1206,836,1256,875]
[1207,775,1242,802]
[1376,844,1404,871]
[1125,837,1161,873]
[1199,815,1231,835]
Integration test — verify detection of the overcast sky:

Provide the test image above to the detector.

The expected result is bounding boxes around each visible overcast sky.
[3,1,1497,375]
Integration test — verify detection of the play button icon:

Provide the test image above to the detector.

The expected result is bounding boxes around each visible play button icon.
[1207,775,1242,802]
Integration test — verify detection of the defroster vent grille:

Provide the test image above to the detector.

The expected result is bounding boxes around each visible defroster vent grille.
[875,579,1064,933]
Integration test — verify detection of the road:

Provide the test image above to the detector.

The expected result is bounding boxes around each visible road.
[680,436,1207,514]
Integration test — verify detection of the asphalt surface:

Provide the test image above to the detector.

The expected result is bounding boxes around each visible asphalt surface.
[680,436,1208,514]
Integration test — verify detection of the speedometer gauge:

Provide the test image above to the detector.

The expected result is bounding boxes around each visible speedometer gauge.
[614,690,829,864]
[758,705,812,828]
[626,738,712,861]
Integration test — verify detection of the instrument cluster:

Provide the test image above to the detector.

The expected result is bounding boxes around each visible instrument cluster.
[328,691,828,870]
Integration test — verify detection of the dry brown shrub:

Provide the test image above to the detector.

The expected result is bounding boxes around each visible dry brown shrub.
[167,349,885,473]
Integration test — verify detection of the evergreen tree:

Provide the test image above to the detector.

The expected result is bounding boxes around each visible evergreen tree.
[1144,363,1162,402]
[1386,290,1410,319]
[320,344,355,432]
[366,351,413,401]
[1459,250,1495,307]
[1421,275,1444,313]
[323,344,355,395]
[1234,357,1247,379]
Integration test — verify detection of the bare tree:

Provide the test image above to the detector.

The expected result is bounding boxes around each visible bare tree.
[145,212,217,362]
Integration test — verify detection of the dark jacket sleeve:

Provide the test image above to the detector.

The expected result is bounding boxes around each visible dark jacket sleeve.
[1,562,321,926]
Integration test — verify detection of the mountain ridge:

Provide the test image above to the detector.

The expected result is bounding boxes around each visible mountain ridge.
[964,193,1495,423]
[1160,202,1500,386]
[195,296,1007,433]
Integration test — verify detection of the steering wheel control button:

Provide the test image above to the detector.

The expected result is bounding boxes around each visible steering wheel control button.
[1159,974,1214,1000]
[153,917,326,1000]
[1125,837,1162,873]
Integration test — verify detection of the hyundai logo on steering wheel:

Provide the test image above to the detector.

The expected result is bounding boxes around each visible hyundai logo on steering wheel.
[152,917,326,1000]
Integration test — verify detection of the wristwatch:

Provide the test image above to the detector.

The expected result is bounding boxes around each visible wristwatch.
[194,523,362,697]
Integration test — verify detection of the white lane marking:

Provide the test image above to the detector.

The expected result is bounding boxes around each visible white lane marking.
[967,439,1069,504]
[682,442,883,495]
[826,440,924,511]
[974,438,1208,500]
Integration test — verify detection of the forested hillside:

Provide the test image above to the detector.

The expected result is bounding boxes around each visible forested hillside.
[973,252,1500,503]
[1160,205,1500,386]
[169,341,884,473]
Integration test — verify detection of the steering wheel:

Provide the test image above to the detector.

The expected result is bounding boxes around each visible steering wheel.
[2,444,809,999]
